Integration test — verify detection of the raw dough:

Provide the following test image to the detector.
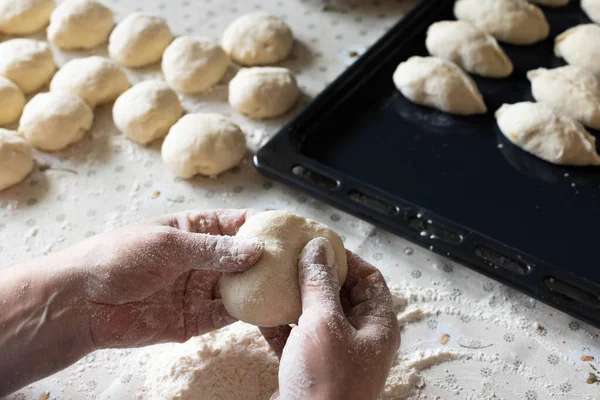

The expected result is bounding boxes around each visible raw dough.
[162,36,230,94]
[426,20,513,78]
[0,129,34,191]
[222,12,294,66]
[113,80,182,144]
[527,0,569,6]
[528,66,600,130]
[583,0,600,24]
[393,56,487,115]
[108,12,173,68]
[161,113,246,178]
[0,77,25,126]
[220,210,348,327]
[47,0,114,50]
[0,0,55,35]
[555,24,600,76]
[454,0,549,45]
[50,56,129,108]
[229,67,299,119]
[496,102,600,166]
[0,39,56,94]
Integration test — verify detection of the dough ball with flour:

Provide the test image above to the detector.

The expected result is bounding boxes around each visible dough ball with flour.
[555,24,600,76]
[109,12,173,68]
[0,129,34,192]
[161,113,246,178]
[162,37,230,94]
[229,67,299,119]
[583,0,600,24]
[50,56,129,107]
[0,39,56,94]
[220,210,348,327]
[113,80,182,144]
[0,0,55,35]
[47,0,114,50]
[19,92,93,151]
[0,77,25,126]
[222,13,293,66]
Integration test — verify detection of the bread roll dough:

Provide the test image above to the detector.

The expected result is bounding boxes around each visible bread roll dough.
[108,12,173,68]
[220,211,348,327]
[113,80,182,144]
[426,20,513,78]
[50,56,129,107]
[162,36,229,94]
[47,0,114,50]
[0,39,56,94]
[0,77,25,126]
[555,24,600,76]
[222,12,293,66]
[496,102,600,166]
[582,0,600,24]
[0,0,55,35]
[393,56,487,115]
[0,129,34,191]
[229,67,299,119]
[527,0,569,6]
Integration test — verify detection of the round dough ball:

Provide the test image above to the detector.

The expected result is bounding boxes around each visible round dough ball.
[0,129,34,191]
[50,56,129,107]
[0,77,25,126]
[108,12,173,68]
[19,92,93,151]
[161,113,246,178]
[229,67,299,119]
[162,36,230,94]
[220,210,348,327]
[0,0,55,35]
[113,80,182,144]
[0,39,56,94]
[222,12,293,66]
[47,0,114,50]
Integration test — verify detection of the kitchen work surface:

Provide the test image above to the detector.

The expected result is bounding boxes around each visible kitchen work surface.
[1,0,599,399]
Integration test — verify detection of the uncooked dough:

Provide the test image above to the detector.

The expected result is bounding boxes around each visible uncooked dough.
[113,80,182,144]
[162,36,230,94]
[50,56,129,108]
[0,39,56,94]
[229,67,299,119]
[161,113,246,178]
[0,77,25,126]
[0,129,34,192]
[496,102,600,166]
[426,20,513,78]
[393,56,487,115]
[0,0,55,35]
[527,0,569,6]
[583,0,600,24]
[47,0,113,50]
[528,66,600,130]
[454,0,549,45]
[555,24,600,76]
[222,12,294,66]
[221,211,347,327]
[108,12,173,68]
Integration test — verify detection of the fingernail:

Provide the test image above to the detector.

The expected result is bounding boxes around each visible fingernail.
[219,238,264,271]
[235,237,264,257]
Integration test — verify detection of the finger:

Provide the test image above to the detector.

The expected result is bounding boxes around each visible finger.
[260,325,291,359]
[148,209,261,235]
[342,249,380,291]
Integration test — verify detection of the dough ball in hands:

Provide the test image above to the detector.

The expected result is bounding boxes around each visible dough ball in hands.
[583,0,600,24]
[555,24,600,76]
[527,0,569,6]
[161,113,246,178]
[113,80,182,144]
[47,0,114,50]
[0,0,55,35]
[220,210,348,327]
[0,77,25,126]
[0,129,34,192]
[222,12,293,66]
[229,67,299,119]
[0,39,56,94]
[162,37,229,94]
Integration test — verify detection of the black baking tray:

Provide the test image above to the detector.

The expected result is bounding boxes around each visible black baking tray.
[255,0,600,327]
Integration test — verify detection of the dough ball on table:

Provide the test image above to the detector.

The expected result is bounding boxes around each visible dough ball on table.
[393,56,487,116]
[0,77,25,126]
[555,24,600,76]
[162,37,229,94]
[0,129,34,192]
[108,12,173,68]
[50,56,129,108]
[583,0,600,24]
[47,0,114,50]
[454,0,549,45]
[0,39,56,94]
[0,0,55,35]
[229,67,299,119]
[222,12,293,66]
[527,0,569,6]
[113,80,182,144]
[161,113,246,178]
[220,210,348,327]
[496,102,600,166]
